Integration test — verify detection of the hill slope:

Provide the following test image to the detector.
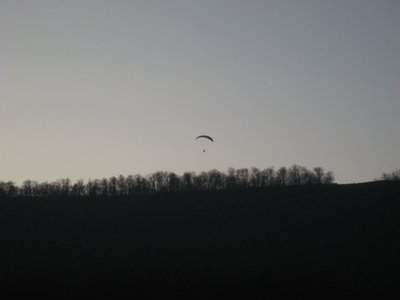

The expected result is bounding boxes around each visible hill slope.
[1,182,399,299]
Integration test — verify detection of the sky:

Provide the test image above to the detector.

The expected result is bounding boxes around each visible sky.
[1,0,399,184]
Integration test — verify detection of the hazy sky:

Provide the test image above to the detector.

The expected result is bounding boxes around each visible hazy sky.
[1,0,399,184]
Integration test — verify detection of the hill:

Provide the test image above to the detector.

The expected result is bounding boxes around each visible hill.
[1,181,399,299]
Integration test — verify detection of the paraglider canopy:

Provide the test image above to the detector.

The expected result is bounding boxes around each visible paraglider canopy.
[195,135,214,142]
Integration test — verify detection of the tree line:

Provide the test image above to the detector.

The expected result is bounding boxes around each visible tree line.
[0,165,335,198]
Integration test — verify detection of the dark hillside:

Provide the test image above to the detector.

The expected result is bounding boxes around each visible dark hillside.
[1,182,399,299]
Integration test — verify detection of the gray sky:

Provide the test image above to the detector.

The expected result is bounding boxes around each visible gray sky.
[1,0,399,184]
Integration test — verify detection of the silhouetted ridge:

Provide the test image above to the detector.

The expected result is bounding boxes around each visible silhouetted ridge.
[1,180,399,299]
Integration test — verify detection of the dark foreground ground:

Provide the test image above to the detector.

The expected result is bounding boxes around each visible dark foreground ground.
[1,181,400,299]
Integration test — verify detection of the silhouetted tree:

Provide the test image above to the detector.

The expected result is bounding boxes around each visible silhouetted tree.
[22,180,33,197]
[381,170,400,181]
[261,167,275,187]
[182,172,195,191]
[194,172,208,191]
[249,167,262,188]
[47,181,57,197]
[60,178,71,196]
[226,168,237,190]
[132,175,149,194]
[236,168,249,188]
[72,179,85,197]
[86,179,100,196]
[36,182,50,197]
[167,172,180,192]
[276,167,287,186]
[108,176,118,196]
[126,175,135,195]
[99,178,109,196]
[30,181,40,197]
[6,181,18,197]
[287,165,302,186]
[148,171,169,192]
[117,175,127,195]
[322,171,335,184]
[207,169,225,190]
[313,167,325,185]
[0,182,7,197]
[299,166,315,185]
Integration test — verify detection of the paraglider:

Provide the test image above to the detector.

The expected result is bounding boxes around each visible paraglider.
[195,135,214,152]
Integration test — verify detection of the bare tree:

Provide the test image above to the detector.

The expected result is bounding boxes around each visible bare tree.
[194,172,208,191]
[99,178,109,196]
[149,171,168,192]
[8,182,19,197]
[249,167,262,188]
[50,180,62,197]
[22,180,33,197]
[236,168,249,188]
[108,176,118,196]
[72,179,85,197]
[381,170,400,181]
[287,165,302,186]
[299,166,314,185]
[322,171,335,184]
[276,167,287,186]
[60,178,71,197]
[126,175,135,195]
[168,172,180,192]
[182,172,195,191]
[0,182,7,197]
[207,169,225,190]
[36,182,51,197]
[138,175,150,194]
[261,167,276,187]
[117,175,127,195]
[226,168,237,190]
[86,179,100,196]
[313,167,325,185]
